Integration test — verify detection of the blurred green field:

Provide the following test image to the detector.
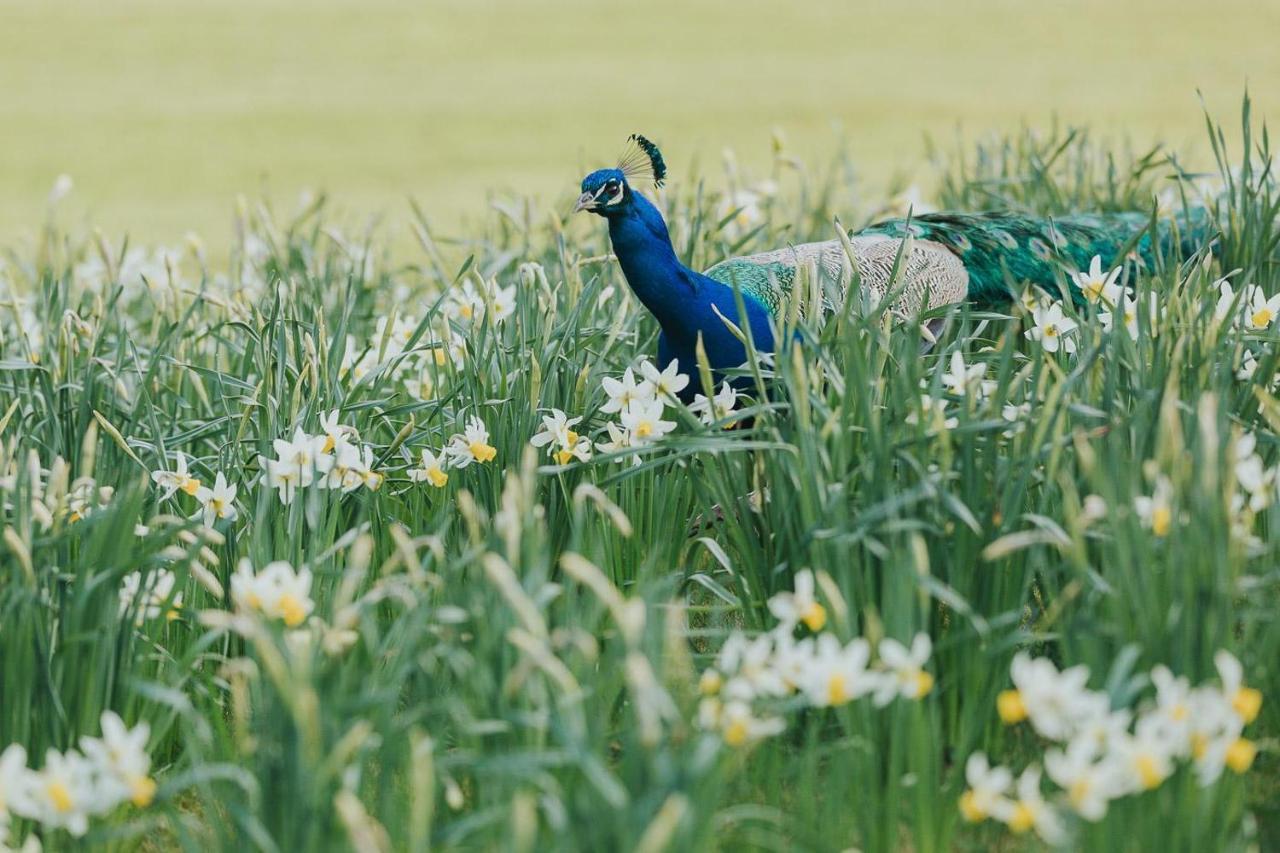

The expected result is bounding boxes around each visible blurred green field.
[1,0,1277,248]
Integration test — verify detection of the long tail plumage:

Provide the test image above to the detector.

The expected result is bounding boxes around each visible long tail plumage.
[856,209,1217,306]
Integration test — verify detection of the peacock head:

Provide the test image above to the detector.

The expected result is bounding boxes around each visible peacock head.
[574,133,666,218]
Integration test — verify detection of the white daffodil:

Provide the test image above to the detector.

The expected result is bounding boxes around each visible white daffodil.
[698,698,785,747]
[873,633,935,705]
[766,569,827,632]
[716,633,787,701]
[530,409,591,465]
[446,416,497,467]
[940,351,996,399]
[999,653,1106,741]
[600,367,655,415]
[690,381,739,426]
[231,559,315,628]
[488,280,516,323]
[1110,717,1174,794]
[23,748,96,837]
[620,399,676,445]
[150,452,201,501]
[194,472,237,527]
[907,394,958,431]
[639,359,690,401]
[118,570,181,625]
[408,448,450,488]
[1214,651,1263,725]
[1244,287,1280,331]
[79,712,155,808]
[992,766,1065,845]
[1072,255,1124,305]
[959,752,1013,824]
[1133,475,1176,537]
[1025,302,1077,354]
[800,634,877,708]
[1045,737,1119,821]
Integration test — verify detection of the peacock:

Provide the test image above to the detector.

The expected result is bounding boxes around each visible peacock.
[575,134,1214,400]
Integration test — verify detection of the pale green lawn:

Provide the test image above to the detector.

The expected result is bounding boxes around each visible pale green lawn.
[1,0,1277,248]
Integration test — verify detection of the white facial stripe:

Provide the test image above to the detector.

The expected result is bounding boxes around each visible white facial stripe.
[604,184,626,206]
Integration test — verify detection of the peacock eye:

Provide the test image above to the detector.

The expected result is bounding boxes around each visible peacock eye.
[605,180,620,193]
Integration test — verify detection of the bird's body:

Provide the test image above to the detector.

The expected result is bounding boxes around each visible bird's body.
[576,136,1214,400]
[706,210,1212,317]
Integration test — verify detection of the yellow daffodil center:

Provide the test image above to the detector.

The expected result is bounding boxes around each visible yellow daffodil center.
[469,441,496,463]
[1044,324,1059,338]
[459,304,474,320]
[1191,733,1208,760]
[1084,280,1103,299]
[279,593,306,627]
[1007,802,1035,834]
[1233,687,1262,723]
[1151,506,1172,537]
[1252,308,1272,328]
[181,478,202,496]
[699,670,722,696]
[1069,779,1091,808]
[246,592,262,610]
[131,775,157,807]
[959,790,985,822]
[911,670,935,698]
[801,601,827,632]
[322,435,335,453]
[1226,738,1257,773]
[427,467,448,488]
[47,780,74,813]
[723,719,748,747]
[1135,754,1162,790]
[554,449,574,465]
[997,689,1027,724]
[634,422,653,439]
[827,674,849,706]
[1170,702,1188,721]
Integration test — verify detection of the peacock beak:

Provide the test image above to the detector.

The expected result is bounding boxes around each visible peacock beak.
[573,191,599,213]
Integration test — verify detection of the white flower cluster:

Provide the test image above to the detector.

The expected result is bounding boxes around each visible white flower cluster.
[1023,255,1169,354]
[0,712,155,841]
[407,414,498,488]
[150,452,238,527]
[442,276,516,326]
[118,569,182,626]
[258,411,383,505]
[962,650,1263,844]
[696,570,935,746]
[341,314,463,401]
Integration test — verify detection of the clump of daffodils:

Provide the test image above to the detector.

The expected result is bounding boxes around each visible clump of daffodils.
[341,313,463,400]
[696,569,935,747]
[258,412,383,505]
[0,712,156,841]
[594,360,691,462]
[24,455,114,529]
[963,650,1264,845]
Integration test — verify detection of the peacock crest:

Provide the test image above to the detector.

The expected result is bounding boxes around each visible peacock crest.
[618,133,666,188]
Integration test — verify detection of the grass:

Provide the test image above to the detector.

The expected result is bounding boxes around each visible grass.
[1,0,1278,249]
[1,95,1278,851]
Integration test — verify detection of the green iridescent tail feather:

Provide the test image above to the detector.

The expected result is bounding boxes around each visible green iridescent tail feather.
[857,209,1218,307]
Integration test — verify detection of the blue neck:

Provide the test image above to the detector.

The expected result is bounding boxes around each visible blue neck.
[606,193,697,330]
[603,191,776,396]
